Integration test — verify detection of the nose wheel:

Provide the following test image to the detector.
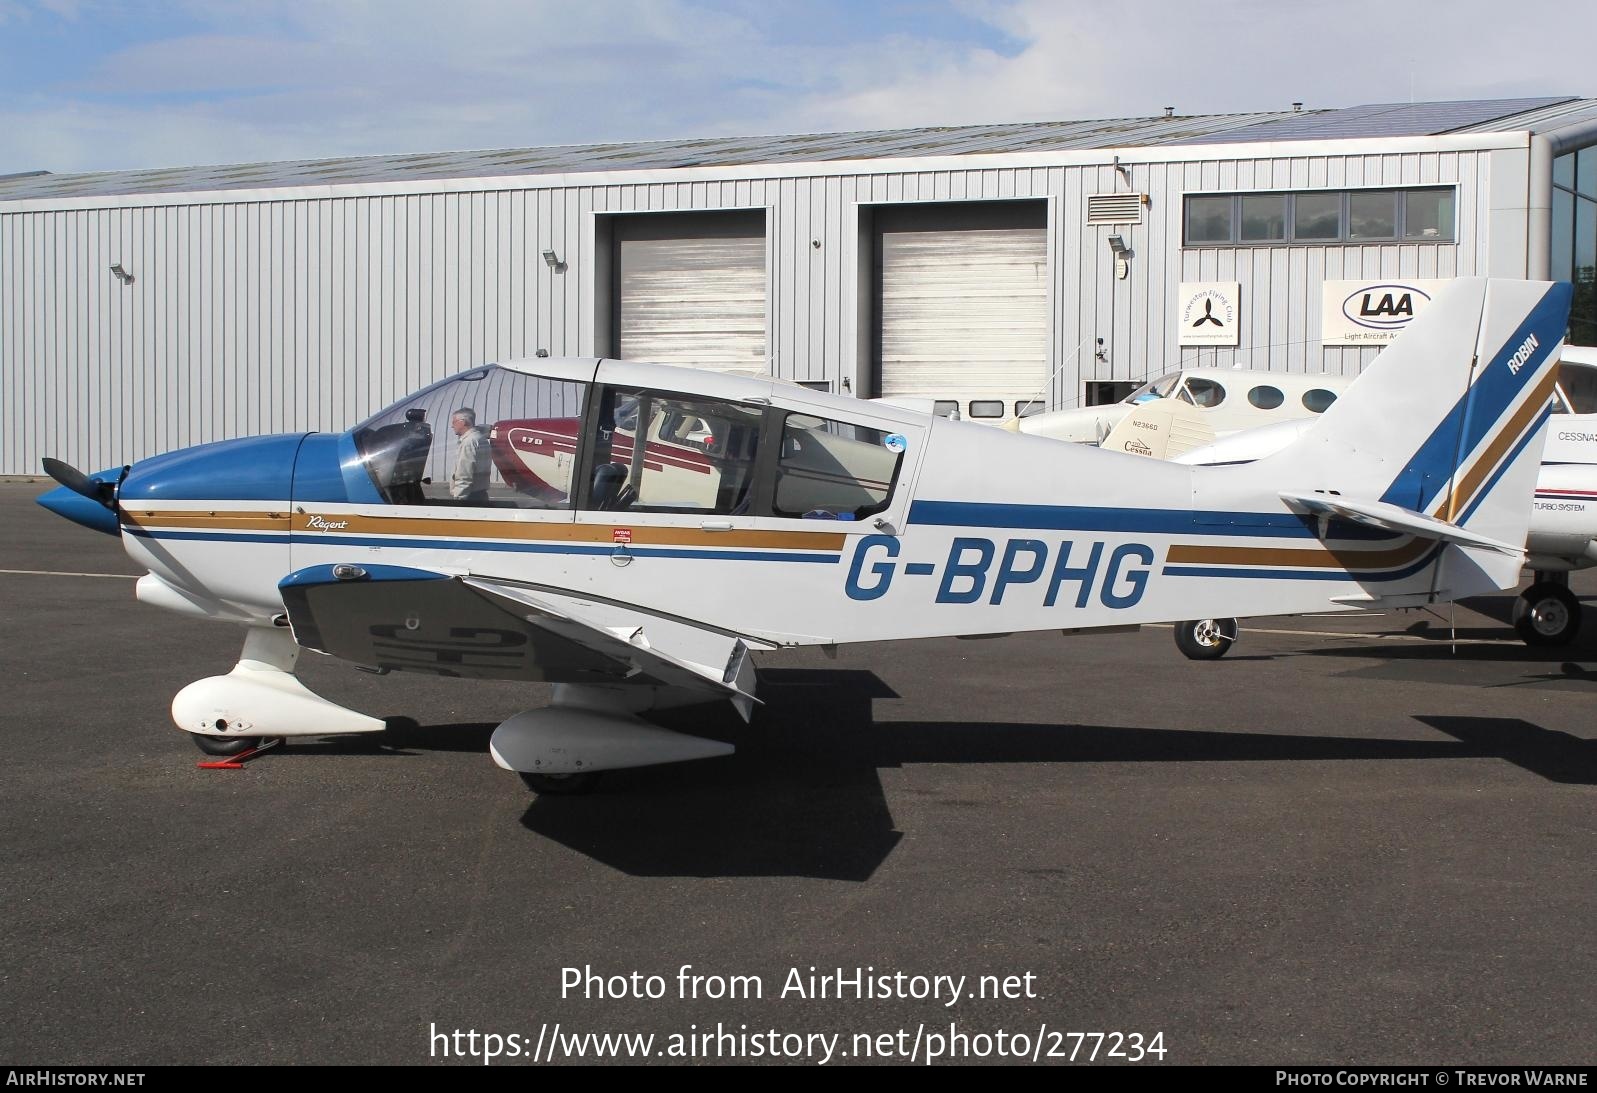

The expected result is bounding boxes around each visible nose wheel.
[1175,617,1238,660]
[1513,581,1581,647]
[191,733,264,757]
[518,771,601,795]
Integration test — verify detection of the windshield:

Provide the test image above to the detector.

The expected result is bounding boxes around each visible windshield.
[1553,360,1597,416]
[1122,372,1182,404]
[350,365,588,507]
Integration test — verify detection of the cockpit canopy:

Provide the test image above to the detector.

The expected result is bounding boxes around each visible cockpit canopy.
[349,363,907,520]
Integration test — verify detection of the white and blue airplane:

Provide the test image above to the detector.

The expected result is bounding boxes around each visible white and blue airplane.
[37,278,1572,793]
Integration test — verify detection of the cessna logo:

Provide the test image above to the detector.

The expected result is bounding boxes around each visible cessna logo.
[1342,284,1432,330]
[1506,333,1540,375]
[306,515,350,531]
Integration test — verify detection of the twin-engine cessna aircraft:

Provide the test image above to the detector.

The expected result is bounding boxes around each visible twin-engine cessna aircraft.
[38,278,1571,792]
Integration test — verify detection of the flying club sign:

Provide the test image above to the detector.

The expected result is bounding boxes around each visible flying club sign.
[1177,282,1241,347]
[1321,278,1448,345]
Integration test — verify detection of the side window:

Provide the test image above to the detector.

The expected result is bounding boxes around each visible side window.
[352,366,587,508]
[1302,388,1338,413]
[1248,385,1284,410]
[773,413,904,521]
[1182,378,1226,408]
[585,387,764,515]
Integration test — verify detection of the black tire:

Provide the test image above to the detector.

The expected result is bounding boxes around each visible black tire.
[518,771,600,795]
[1513,582,1582,646]
[1174,618,1239,660]
[192,733,263,756]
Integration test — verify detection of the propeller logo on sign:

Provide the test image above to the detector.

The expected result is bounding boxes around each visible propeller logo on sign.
[1342,284,1432,331]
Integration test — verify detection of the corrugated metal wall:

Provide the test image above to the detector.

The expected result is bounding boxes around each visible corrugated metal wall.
[0,147,1500,475]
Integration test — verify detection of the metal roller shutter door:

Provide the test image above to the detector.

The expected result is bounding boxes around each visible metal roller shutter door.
[878,226,1047,416]
[617,234,766,372]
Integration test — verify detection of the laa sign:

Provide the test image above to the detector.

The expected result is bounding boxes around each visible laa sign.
[1322,278,1448,345]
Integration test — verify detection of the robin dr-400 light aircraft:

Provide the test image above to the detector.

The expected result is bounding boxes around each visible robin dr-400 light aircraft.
[37,278,1572,793]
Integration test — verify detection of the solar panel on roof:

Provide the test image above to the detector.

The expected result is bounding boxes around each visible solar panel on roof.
[0,98,1589,202]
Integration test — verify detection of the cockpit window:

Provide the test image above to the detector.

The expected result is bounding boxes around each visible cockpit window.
[1122,372,1182,404]
[1554,361,1597,415]
[773,414,904,520]
[1179,377,1226,408]
[351,366,588,507]
[583,387,764,515]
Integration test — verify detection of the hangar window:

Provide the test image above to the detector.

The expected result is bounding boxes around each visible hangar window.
[1293,192,1342,240]
[968,400,1006,419]
[1183,188,1454,246]
[1348,192,1397,240]
[772,414,904,520]
[1239,195,1287,242]
[1550,148,1597,345]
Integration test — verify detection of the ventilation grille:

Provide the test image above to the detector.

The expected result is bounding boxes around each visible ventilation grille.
[1086,192,1145,225]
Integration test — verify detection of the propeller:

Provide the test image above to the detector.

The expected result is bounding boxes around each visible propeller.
[41,458,126,510]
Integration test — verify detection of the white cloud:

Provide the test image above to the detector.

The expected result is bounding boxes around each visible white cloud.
[2,0,1594,175]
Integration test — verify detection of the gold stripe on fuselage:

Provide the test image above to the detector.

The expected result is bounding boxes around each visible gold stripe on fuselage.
[288,513,847,551]
[121,510,291,532]
[1166,535,1430,572]
[124,508,847,552]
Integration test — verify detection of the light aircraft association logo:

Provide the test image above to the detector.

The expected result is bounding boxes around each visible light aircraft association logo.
[1341,283,1433,331]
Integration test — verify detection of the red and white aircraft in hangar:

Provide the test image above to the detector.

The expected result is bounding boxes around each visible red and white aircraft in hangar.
[38,278,1572,793]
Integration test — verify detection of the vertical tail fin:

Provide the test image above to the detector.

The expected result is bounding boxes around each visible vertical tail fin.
[1197,278,1571,598]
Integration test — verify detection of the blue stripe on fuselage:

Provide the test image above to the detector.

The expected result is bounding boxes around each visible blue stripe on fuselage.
[907,500,1395,540]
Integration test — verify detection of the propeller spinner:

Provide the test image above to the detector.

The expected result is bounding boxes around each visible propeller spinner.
[36,458,129,536]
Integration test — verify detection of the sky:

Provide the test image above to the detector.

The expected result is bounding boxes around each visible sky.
[1,0,1594,177]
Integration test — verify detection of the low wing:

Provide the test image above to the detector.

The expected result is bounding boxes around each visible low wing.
[1278,490,1522,555]
[278,564,763,720]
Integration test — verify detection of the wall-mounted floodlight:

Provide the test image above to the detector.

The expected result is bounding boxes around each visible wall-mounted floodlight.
[109,263,134,286]
[541,248,566,273]
[1106,235,1130,280]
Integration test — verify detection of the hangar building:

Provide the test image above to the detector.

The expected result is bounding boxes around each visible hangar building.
[4,94,1597,475]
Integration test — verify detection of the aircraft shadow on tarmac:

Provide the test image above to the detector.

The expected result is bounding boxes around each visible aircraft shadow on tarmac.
[489,669,1597,881]
[268,669,1597,880]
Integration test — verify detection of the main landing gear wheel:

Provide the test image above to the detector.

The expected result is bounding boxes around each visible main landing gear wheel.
[1513,582,1581,647]
[191,733,264,757]
[1175,618,1238,660]
[518,771,601,795]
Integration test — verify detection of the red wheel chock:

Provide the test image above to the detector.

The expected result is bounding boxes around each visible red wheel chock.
[196,738,283,770]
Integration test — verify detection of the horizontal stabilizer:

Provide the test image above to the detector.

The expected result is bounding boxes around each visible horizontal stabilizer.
[1279,491,1522,556]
